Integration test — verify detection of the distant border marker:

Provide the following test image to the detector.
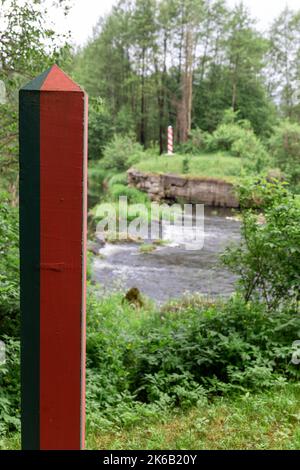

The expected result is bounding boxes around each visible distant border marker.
[167,125,173,155]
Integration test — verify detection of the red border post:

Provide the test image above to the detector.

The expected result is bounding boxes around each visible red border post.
[19,65,88,449]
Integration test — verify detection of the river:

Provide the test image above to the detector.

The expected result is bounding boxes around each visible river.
[92,207,240,303]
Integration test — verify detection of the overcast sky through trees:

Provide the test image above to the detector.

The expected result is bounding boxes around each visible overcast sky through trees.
[52,0,300,46]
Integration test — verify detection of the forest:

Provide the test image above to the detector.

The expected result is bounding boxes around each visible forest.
[73,0,300,157]
[0,0,300,450]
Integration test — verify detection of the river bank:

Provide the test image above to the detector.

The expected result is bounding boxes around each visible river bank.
[127,168,239,208]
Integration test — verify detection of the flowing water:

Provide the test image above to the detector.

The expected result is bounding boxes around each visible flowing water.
[92,207,241,303]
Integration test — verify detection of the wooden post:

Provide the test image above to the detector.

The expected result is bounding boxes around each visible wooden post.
[19,65,88,450]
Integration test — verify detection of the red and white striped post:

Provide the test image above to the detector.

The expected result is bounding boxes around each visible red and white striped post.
[167,125,173,155]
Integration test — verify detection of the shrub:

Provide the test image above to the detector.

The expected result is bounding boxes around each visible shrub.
[0,337,20,437]
[231,131,269,173]
[203,110,269,173]
[107,173,128,189]
[269,120,300,192]
[88,165,109,201]
[206,122,247,152]
[109,184,149,205]
[0,194,19,338]
[128,295,300,398]
[207,122,268,171]
[88,98,114,160]
[179,128,208,154]
[101,135,144,173]
[84,285,300,431]
[222,179,300,309]
[1,284,299,437]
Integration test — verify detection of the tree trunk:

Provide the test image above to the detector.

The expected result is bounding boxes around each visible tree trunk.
[177,29,194,143]
[140,48,146,147]
[232,79,237,111]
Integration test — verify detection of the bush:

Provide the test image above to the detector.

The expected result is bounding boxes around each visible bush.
[1,284,299,437]
[83,283,300,434]
[101,135,144,173]
[0,194,19,338]
[178,128,208,154]
[88,165,109,201]
[269,120,300,192]
[222,179,300,309]
[88,98,114,160]
[231,131,269,173]
[0,337,20,437]
[109,184,149,204]
[129,295,300,397]
[107,173,128,188]
[204,110,269,173]
[206,122,247,152]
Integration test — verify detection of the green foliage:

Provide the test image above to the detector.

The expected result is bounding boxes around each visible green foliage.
[269,8,300,119]
[269,120,300,192]
[231,132,269,173]
[0,0,71,190]
[0,1,71,79]
[208,2,275,135]
[178,128,208,154]
[206,114,269,173]
[222,180,300,309]
[182,157,190,174]
[115,105,136,136]
[109,184,149,205]
[101,135,144,172]
[84,287,299,436]
[0,194,20,438]
[0,194,19,338]
[107,173,128,188]
[2,0,300,447]
[88,164,108,201]
[178,110,269,177]
[88,98,114,160]
[206,122,248,152]
[86,384,300,450]
[0,337,20,437]
[0,219,299,438]
[85,289,147,431]
[3,384,300,449]
[73,0,278,150]
[132,296,299,397]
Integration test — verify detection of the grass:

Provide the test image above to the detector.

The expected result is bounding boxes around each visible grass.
[134,152,243,183]
[87,384,300,450]
[2,384,299,450]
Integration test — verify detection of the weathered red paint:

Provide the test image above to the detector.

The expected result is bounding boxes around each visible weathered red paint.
[39,67,87,449]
